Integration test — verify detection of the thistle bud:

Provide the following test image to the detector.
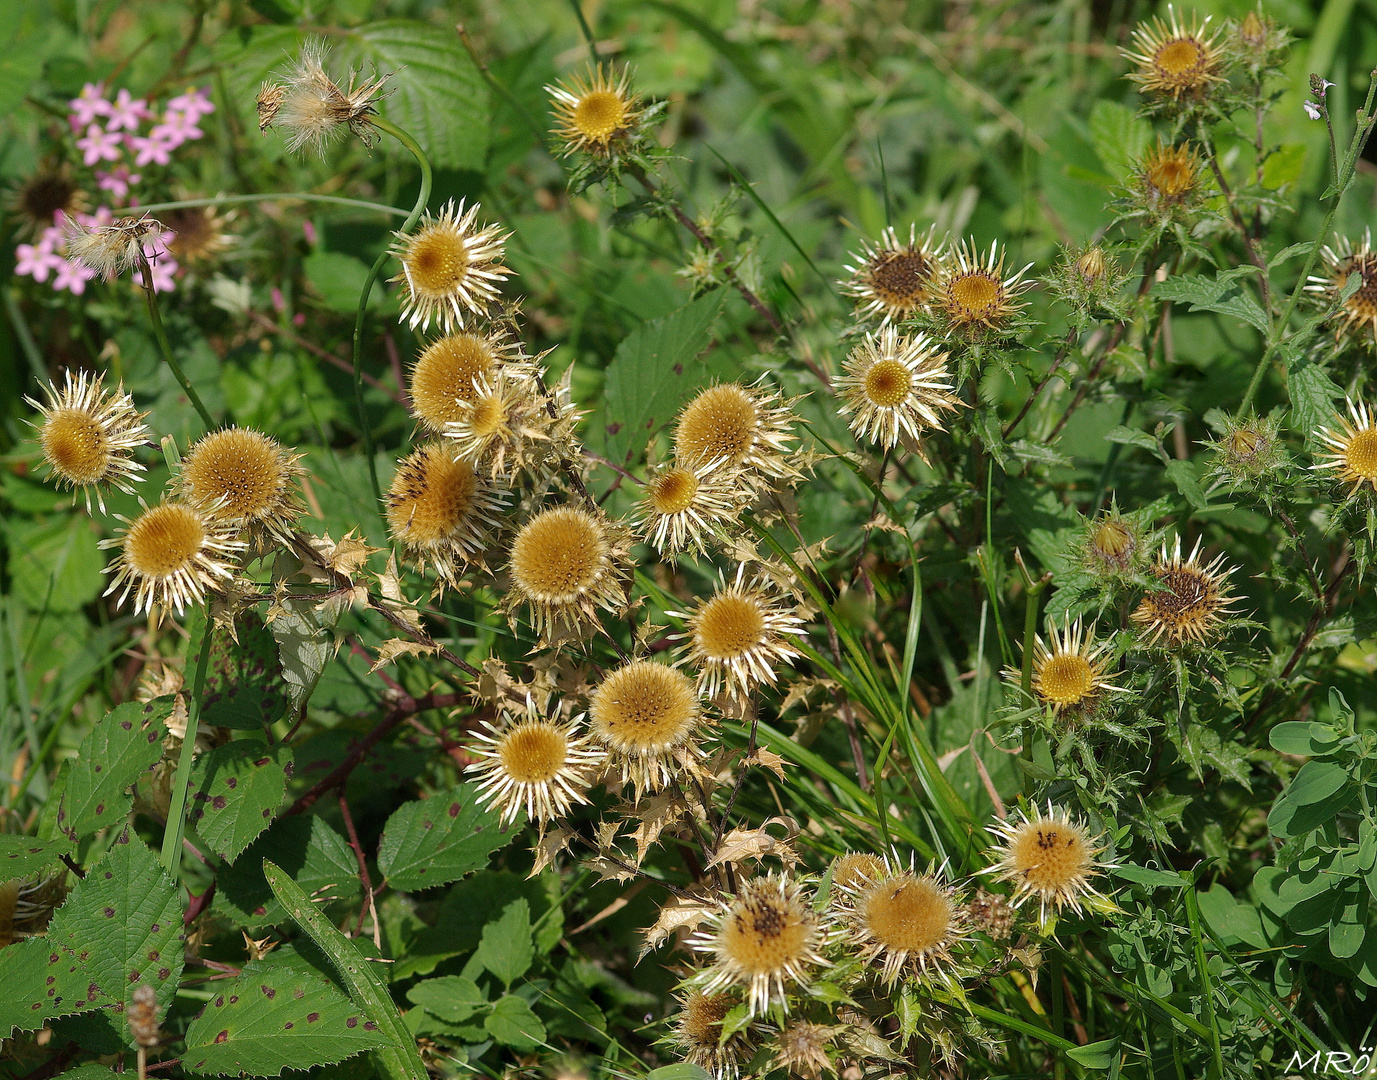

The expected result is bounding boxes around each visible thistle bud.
[1083,511,1147,579]
[1207,412,1286,489]
[1075,246,1106,286]
[1239,11,1265,49]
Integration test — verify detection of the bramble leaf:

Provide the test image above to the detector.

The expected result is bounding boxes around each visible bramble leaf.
[377,783,516,892]
[217,816,360,928]
[57,699,171,842]
[187,740,293,862]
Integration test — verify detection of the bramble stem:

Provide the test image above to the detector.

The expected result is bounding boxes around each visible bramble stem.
[139,258,215,429]
[354,116,433,502]
[159,622,213,882]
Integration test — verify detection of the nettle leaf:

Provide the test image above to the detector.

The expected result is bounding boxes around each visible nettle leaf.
[377,783,516,892]
[0,834,74,880]
[47,832,185,1035]
[218,816,360,928]
[183,948,386,1077]
[338,20,489,172]
[406,976,487,1023]
[473,899,533,986]
[1153,274,1269,335]
[202,615,290,732]
[187,740,293,862]
[1286,350,1343,446]
[483,994,545,1050]
[57,699,171,842]
[600,289,727,465]
[0,937,112,1037]
[1088,99,1152,178]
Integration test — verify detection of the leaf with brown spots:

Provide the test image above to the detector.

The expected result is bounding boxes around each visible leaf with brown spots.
[58,699,172,842]
[187,740,293,862]
[376,782,517,892]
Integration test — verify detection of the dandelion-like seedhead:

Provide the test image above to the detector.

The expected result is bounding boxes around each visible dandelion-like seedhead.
[674,381,802,487]
[638,458,749,556]
[409,329,533,435]
[1131,537,1240,648]
[690,873,829,1016]
[670,565,806,702]
[836,325,961,452]
[389,199,512,335]
[589,658,703,797]
[987,804,1107,923]
[1123,5,1224,107]
[547,65,642,157]
[1314,398,1377,499]
[1305,231,1377,346]
[1014,619,1125,716]
[176,427,304,545]
[63,214,163,280]
[466,713,604,826]
[258,39,390,156]
[27,370,148,513]
[101,501,245,616]
[934,238,1033,339]
[506,505,631,643]
[386,443,508,587]
[841,224,945,324]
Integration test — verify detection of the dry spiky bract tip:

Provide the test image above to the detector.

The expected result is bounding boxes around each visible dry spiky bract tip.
[589,659,703,797]
[101,501,245,616]
[771,1021,839,1080]
[936,238,1033,338]
[1130,537,1239,648]
[63,214,162,280]
[1123,5,1224,105]
[507,505,631,643]
[1019,618,1124,715]
[1135,141,1206,214]
[836,326,961,452]
[674,381,801,486]
[841,224,945,323]
[409,329,533,435]
[260,39,390,155]
[838,859,968,985]
[177,427,304,545]
[27,370,149,513]
[466,714,604,826]
[389,198,511,335]
[1306,230,1377,346]
[386,443,508,588]
[690,873,828,1016]
[638,459,749,556]
[1315,399,1377,498]
[988,804,1107,922]
[547,64,642,157]
[670,566,806,702]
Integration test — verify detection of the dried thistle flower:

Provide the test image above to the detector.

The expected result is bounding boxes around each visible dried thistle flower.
[1134,141,1206,215]
[1011,618,1125,715]
[409,329,533,436]
[1314,398,1377,498]
[837,858,969,986]
[690,873,829,1016]
[637,458,749,556]
[1130,537,1240,648]
[443,369,577,479]
[935,238,1033,338]
[667,987,753,1080]
[506,505,631,643]
[63,214,163,280]
[547,65,642,157]
[673,381,801,487]
[588,659,703,797]
[7,160,88,238]
[386,443,508,587]
[987,804,1108,922]
[466,712,604,826]
[769,1020,840,1079]
[176,427,304,546]
[260,39,390,155]
[163,204,236,265]
[101,501,245,616]
[669,565,806,702]
[1123,5,1224,105]
[27,370,148,513]
[1305,231,1377,346]
[836,326,961,452]
[389,199,512,335]
[829,852,885,892]
[966,886,1015,940]
[841,224,945,324]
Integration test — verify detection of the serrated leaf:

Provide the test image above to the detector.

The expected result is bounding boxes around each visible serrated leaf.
[187,740,293,861]
[483,994,544,1049]
[1103,426,1164,457]
[57,700,171,842]
[1153,274,1269,334]
[202,615,290,731]
[263,860,428,1080]
[183,949,386,1076]
[473,899,533,986]
[406,976,487,1023]
[46,832,184,1038]
[0,834,73,880]
[1286,351,1343,445]
[56,1067,121,1080]
[337,21,488,172]
[1088,100,1152,178]
[377,783,516,892]
[218,816,360,928]
[1164,459,1208,509]
[600,290,727,465]
[0,936,112,1037]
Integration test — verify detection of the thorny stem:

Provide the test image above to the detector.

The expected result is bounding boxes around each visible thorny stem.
[159,622,212,881]
[140,256,215,429]
[353,115,433,503]
[1238,70,1377,417]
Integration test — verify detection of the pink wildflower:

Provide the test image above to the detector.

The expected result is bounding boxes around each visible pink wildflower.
[15,239,63,282]
[127,132,174,167]
[96,165,142,200]
[76,125,123,166]
[166,88,215,123]
[52,258,97,295]
[106,89,152,132]
[68,83,112,127]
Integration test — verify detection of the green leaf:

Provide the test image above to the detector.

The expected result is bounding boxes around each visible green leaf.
[483,994,545,1050]
[57,699,171,842]
[0,834,73,880]
[1286,351,1343,445]
[0,937,113,1037]
[304,252,383,315]
[474,899,534,986]
[46,832,184,1038]
[270,598,336,713]
[1283,761,1351,806]
[339,20,489,171]
[201,615,290,731]
[187,740,293,862]
[4,516,104,613]
[263,860,428,1080]
[1261,144,1306,190]
[1330,912,1366,960]
[183,948,387,1076]
[55,1067,121,1080]
[1088,100,1152,178]
[600,289,727,465]
[1153,274,1269,334]
[1269,780,1357,838]
[647,1068,714,1080]
[1065,1038,1120,1069]
[1164,459,1208,510]
[1195,885,1268,949]
[1111,865,1186,890]
[1269,721,1341,757]
[217,816,360,928]
[406,976,487,1023]
[376,783,516,892]
[1103,426,1164,458]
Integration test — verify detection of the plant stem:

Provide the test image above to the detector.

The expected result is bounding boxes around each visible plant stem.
[159,622,213,881]
[353,116,433,502]
[1018,559,1048,799]
[132,192,407,218]
[564,0,601,66]
[140,257,214,429]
